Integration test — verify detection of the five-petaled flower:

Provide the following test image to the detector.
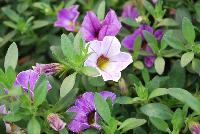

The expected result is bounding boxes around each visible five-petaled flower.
[122,24,163,68]
[67,91,116,133]
[47,113,66,131]
[54,5,79,32]
[84,36,133,82]
[81,9,122,42]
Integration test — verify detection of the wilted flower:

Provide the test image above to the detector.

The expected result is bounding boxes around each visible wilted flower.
[47,113,66,131]
[122,24,163,67]
[190,122,200,134]
[122,4,139,20]
[14,70,52,98]
[84,36,133,82]
[33,63,63,75]
[81,9,121,42]
[54,5,79,31]
[67,91,116,133]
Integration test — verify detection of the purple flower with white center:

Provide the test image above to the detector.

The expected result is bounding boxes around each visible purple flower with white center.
[54,5,79,32]
[67,91,116,133]
[122,4,139,20]
[32,63,63,75]
[81,9,122,42]
[47,113,66,131]
[122,24,163,68]
[190,122,200,134]
[84,36,133,82]
[14,70,52,98]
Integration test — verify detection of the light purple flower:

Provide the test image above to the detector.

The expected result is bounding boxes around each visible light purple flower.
[67,91,116,133]
[152,0,158,4]
[54,5,79,31]
[122,24,163,67]
[190,122,200,134]
[0,105,7,114]
[47,113,66,131]
[14,70,52,98]
[122,4,139,20]
[81,9,122,42]
[32,63,63,75]
[84,36,133,82]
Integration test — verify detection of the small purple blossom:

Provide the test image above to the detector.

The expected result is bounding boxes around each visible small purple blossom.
[54,5,79,31]
[190,122,200,134]
[152,0,158,4]
[81,9,122,42]
[122,4,139,20]
[84,36,133,82]
[32,63,63,75]
[47,113,66,131]
[122,24,163,68]
[67,91,116,133]
[14,70,52,98]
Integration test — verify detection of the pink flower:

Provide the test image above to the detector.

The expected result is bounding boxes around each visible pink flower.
[84,36,133,82]
[47,113,66,131]
[81,9,121,42]
[54,5,79,31]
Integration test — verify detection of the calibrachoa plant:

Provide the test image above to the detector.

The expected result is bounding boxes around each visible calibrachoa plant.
[1,0,200,134]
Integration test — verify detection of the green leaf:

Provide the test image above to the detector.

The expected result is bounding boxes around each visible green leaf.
[118,118,146,133]
[171,109,184,132]
[133,36,142,60]
[27,117,41,134]
[167,62,185,88]
[83,129,99,134]
[182,17,195,44]
[82,66,99,77]
[32,20,51,29]
[140,103,172,120]
[144,0,154,16]
[195,2,200,19]
[154,57,165,75]
[60,73,77,98]
[4,42,18,71]
[115,96,133,104]
[163,31,185,50]
[148,88,168,99]
[50,46,66,64]
[54,88,79,112]
[88,77,105,87]
[143,31,159,54]
[121,18,139,27]
[34,75,48,107]
[180,52,194,67]
[168,88,200,114]
[192,58,200,75]
[61,34,75,63]
[97,0,105,20]
[59,128,69,134]
[157,18,178,27]
[142,68,150,85]
[150,117,170,133]
[3,112,24,122]
[94,93,111,124]
[2,7,20,22]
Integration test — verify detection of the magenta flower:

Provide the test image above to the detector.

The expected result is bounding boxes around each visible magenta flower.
[84,36,133,82]
[47,113,66,131]
[122,24,163,68]
[14,70,52,98]
[67,91,116,133]
[54,5,79,31]
[122,4,139,20]
[81,9,122,42]
[32,63,63,75]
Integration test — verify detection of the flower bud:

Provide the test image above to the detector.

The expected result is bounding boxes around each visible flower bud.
[33,63,64,75]
[119,78,128,95]
[47,113,66,131]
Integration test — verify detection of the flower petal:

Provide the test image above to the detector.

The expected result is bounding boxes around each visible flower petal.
[81,11,101,41]
[101,36,121,57]
[99,91,116,103]
[154,29,163,41]
[100,70,121,82]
